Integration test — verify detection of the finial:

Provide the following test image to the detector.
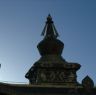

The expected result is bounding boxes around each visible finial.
[41,14,59,38]
[47,14,52,22]
[48,14,52,18]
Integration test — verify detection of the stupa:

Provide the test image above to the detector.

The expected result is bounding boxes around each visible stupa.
[25,14,81,86]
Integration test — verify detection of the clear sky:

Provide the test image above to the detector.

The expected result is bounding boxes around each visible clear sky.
[0,0,96,84]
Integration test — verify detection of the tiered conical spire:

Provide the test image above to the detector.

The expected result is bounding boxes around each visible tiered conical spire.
[41,14,59,38]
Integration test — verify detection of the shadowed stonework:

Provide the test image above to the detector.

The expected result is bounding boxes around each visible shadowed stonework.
[0,15,95,95]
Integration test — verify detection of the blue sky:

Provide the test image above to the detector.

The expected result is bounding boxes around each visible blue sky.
[0,0,96,84]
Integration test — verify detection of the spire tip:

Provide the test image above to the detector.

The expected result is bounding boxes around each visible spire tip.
[47,14,52,22]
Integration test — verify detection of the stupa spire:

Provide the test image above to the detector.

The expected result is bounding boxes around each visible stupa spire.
[41,14,59,38]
